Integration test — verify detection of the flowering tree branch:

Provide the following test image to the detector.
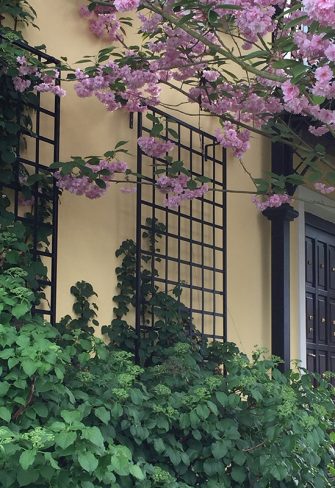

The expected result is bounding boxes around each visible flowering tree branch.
[11,0,335,210]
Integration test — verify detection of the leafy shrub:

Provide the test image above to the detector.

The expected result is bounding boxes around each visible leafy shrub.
[0,222,334,487]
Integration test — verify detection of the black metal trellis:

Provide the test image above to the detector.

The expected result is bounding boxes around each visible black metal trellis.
[134,107,226,350]
[1,40,60,323]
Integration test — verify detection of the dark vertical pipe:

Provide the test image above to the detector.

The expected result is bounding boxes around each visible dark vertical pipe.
[263,142,298,371]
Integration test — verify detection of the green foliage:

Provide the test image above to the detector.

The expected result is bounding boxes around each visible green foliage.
[0,0,36,30]
[58,280,99,335]
[0,226,334,487]
[102,217,203,365]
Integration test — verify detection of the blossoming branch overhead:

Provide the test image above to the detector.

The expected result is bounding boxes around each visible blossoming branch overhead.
[12,0,335,209]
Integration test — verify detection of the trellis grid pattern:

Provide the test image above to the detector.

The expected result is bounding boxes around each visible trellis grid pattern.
[134,108,226,345]
[1,40,60,323]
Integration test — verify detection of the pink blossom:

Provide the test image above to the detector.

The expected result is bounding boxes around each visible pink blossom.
[114,0,140,12]
[314,182,335,194]
[155,174,209,208]
[137,137,175,158]
[138,13,162,33]
[13,77,31,93]
[54,158,128,199]
[203,70,219,82]
[281,81,300,102]
[303,0,335,28]
[315,65,333,83]
[252,193,292,212]
[325,44,335,62]
[308,125,329,136]
[215,123,250,159]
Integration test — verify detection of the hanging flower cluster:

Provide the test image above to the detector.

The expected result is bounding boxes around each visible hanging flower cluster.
[252,193,292,212]
[156,175,209,209]
[314,182,335,195]
[137,136,175,158]
[79,4,123,41]
[54,159,128,199]
[74,61,160,112]
[215,123,250,159]
[13,56,65,97]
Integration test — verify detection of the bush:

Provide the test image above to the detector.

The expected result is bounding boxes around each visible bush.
[0,311,334,487]
[0,222,334,487]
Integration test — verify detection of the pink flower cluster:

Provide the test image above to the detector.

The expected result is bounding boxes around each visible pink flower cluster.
[13,56,65,97]
[202,70,220,82]
[138,13,162,33]
[147,26,217,83]
[234,4,275,48]
[114,0,140,12]
[79,4,123,41]
[293,31,334,64]
[74,61,161,112]
[55,160,128,199]
[303,0,335,28]
[156,174,209,209]
[314,182,335,194]
[252,193,292,212]
[137,136,175,158]
[215,123,250,159]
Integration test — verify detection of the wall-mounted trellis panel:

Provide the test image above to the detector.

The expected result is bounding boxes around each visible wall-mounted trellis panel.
[1,40,60,323]
[135,108,226,345]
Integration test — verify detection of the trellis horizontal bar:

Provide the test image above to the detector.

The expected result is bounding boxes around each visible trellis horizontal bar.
[141,250,225,274]
[141,201,225,229]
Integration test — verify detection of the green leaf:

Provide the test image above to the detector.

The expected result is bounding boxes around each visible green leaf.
[55,431,77,449]
[95,179,106,189]
[12,303,30,319]
[208,9,219,25]
[0,349,14,360]
[115,140,128,149]
[61,410,83,423]
[82,483,95,488]
[19,450,36,470]
[82,426,104,448]
[21,359,37,376]
[154,438,165,453]
[215,391,227,406]
[150,124,164,137]
[17,468,39,487]
[95,406,110,424]
[0,381,10,396]
[129,464,145,480]
[0,406,11,422]
[44,452,60,470]
[231,466,247,483]
[211,441,228,460]
[78,451,99,473]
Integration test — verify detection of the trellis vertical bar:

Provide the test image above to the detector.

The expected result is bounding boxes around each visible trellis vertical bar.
[189,129,194,329]
[32,90,41,265]
[135,111,143,363]
[177,122,181,308]
[51,62,61,324]
[212,142,216,339]
[201,134,205,336]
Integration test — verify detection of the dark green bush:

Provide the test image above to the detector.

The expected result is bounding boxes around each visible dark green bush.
[0,221,334,487]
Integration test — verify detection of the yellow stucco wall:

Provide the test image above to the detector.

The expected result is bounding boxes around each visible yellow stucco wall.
[26,0,271,357]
